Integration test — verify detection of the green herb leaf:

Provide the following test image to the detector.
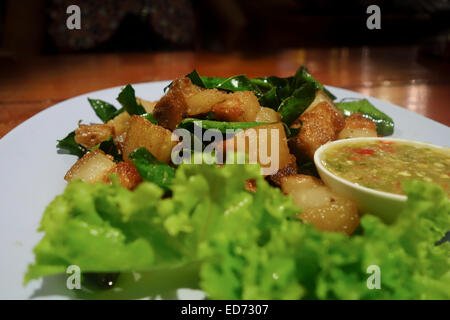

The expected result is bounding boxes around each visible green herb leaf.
[89,136,122,163]
[185,69,206,88]
[277,82,316,126]
[57,131,87,158]
[215,75,262,97]
[178,119,269,134]
[184,67,332,123]
[117,85,146,116]
[283,122,301,139]
[293,66,336,100]
[335,99,394,136]
[129,147,175,191]
[87,99,119,123]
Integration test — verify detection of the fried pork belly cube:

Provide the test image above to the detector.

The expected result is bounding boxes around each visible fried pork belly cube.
[64,149,116,183]
[107,111,131,138]
[255,107,282,123]
[105,161,142,190]
[281,174,359,235]
[74,124,114,149]
[136,97,157,114]
[223,122,292,175]
[267,154,297,187]
[122,115,175,163]
[338,112,377,139]
[289,101,345,161]
[212,91,260,122]
[289,90,338,129]
[153,77,203,130]
[185,88,227,116]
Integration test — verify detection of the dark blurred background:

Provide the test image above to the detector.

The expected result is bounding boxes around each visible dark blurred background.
[1,0,449,57]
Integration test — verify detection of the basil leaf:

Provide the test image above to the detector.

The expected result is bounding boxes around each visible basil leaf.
[178,119,269,134]
[335,99,394,136]
[87,99,118,123]
[183,66,332,117]
[283,123,301,139]
[187,71,262,96]
[129,147,175,191]
[200,76,228,89]
[277,82,316,126]
[117,85,146,115]
[185,69,206,87]
[57,131,87,158]
[258,87,279,110]
[215,75,262,97]
[294,66,336,100]
[90,136,122,163]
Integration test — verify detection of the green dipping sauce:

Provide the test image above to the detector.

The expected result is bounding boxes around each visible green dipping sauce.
[322,140,450,196]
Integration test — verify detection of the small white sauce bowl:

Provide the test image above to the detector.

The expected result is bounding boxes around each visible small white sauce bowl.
[314,137,449,224]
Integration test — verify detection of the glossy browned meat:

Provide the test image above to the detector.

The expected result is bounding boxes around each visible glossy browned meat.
[212,91,260,122]
[74,123,114,149]
[106,161,142,190]
[338,112,377,139]
[267,154,297,187]
[281,174,359,235]
[289,101,345,161]
[153,77,202,130]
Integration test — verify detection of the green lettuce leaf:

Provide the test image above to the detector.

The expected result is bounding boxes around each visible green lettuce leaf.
[25,163,449,299]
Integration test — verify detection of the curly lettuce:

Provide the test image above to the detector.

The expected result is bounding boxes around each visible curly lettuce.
[25,163,450,299]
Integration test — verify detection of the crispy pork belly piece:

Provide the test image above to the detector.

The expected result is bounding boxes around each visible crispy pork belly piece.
[289,101,345,161]
[106,97,156,141]
[281,174,359,235]
[64,149,116,183]
[153,77,202,130]
[223,122,292,175]
[122,115,175,163]
[212,101,244,122]
[74,124,114,149]
[185,89,227,116]
[154,78,262,128]
[267,154,297,187]
[212,91,260,122]
[105,161,142,190]
[255,107,282,123]
[337,112,377,139]
[107,111,131,138]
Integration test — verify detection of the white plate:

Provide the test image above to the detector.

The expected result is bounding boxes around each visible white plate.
[0,82,449,300]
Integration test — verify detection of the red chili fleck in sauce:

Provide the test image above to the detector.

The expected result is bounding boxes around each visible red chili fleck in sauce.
[351,148,375,155]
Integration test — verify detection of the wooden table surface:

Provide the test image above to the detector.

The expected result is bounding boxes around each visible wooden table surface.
[0,45,449,138]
